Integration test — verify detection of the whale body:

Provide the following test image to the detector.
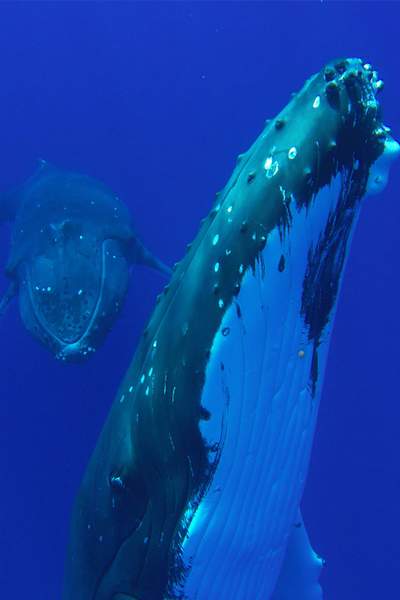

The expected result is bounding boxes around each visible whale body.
[64,59,398,598]
[0,163,170,360]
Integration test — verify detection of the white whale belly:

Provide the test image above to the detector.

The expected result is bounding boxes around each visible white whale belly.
[179,176,345,599]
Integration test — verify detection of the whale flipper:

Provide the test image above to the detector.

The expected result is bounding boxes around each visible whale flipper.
[272,511,323,600]
[129,236,172,278]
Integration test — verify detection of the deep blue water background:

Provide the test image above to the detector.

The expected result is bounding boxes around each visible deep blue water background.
[0,2,399,598]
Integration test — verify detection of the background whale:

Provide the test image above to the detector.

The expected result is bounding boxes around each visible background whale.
[63,59,398,599]
[0,162,170,361]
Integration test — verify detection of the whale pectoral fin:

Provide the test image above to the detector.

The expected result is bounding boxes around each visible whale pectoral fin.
[272,511,324,600]
[128,237,172,278]
[0,281,17,318]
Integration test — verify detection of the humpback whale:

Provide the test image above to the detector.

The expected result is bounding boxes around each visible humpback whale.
[0,163,170,361]
[63,59,398,598]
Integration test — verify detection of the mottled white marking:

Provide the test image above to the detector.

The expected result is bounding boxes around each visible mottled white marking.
[264,157,272,170]
[212,234,220,246]
[264,158,279,178]
[214,262,220,273]
[288,147,297,160]
[312,96,320,109]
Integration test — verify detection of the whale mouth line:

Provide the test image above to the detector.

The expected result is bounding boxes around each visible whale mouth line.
[26,240,108,357]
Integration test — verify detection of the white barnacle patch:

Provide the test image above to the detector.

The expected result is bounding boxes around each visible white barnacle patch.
[218,299,224,309]
[313,96,321,109]
[264,156,273,170]
[288,146,297,160]
[214,262,220,273]
[264,157,279,178]
[153,339,158,348]
[227,205,233,213]
[212,234,220,246]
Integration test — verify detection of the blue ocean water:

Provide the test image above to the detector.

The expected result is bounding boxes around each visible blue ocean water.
[0,2,399,598]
